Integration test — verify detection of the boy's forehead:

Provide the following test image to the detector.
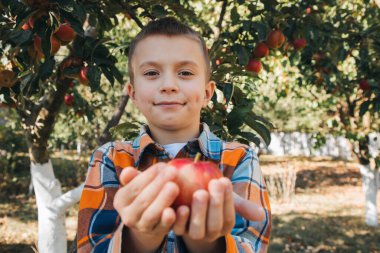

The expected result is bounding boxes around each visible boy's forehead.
[133,34,205,66]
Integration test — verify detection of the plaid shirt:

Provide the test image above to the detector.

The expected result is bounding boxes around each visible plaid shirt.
[77,123,271,253]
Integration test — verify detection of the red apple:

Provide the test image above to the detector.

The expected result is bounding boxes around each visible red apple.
[79,66,89,85]
[64,94,74,106]
[245,59,262,74]
[253,42,269,58]
[359,79,370,91]
[22,22,31,30]
[266,30,286,49]
[292,38,307,50]
[168,155,222,208]
[54,24,76,44]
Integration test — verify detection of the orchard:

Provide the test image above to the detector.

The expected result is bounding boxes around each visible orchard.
[1,0,380,252]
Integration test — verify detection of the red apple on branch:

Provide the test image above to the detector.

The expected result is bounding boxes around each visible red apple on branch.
[359,79,371,91]
[292,38,307,50]
[64,94,74,106]
[245,59,262,74]
[266,30,286,49]
[54,24,76,44]
[253,42,270,58]
[168,154,222,208]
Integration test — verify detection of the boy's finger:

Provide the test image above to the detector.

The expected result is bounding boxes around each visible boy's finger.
[172,205,190,235]
[220,178,235,234]
[119,167,140,186]
[139,182,179,230]
[156,207,177,231]
[206,180,224,237]
[187,190,209,240]
[233,192,265,221]
[124,166,178,222]
[116,163,167,207]
[113,163,166,213]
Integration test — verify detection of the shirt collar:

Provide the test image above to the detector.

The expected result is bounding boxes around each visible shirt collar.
[131,122,222,166]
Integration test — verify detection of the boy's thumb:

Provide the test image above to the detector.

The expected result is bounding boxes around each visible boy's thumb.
[119,167,140,186]
[233,192,266,222]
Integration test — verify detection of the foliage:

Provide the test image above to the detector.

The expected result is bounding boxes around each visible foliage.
[1,0,380,161]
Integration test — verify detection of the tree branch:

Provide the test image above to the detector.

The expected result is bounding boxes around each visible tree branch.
[211,0,229,51]
[97,85,129,145]
[115,0,145,29]
[216,0,228,36]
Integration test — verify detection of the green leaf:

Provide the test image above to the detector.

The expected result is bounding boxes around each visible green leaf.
[233,44,250,66]
[110,65,124,84]
[359,100,371,117]
[244,114,271,146]
[248,111,275,129]
[231,6,239,22]
[226,106,251,133]
[62,66,81,78]
[88,65,101,92]
[231,87,246,106]
[39,57,55,80]
[238,131,261,146]
[8,30,32,45]
[101,66,115,86]
[110,122,141,139]
[252,22,268,41]
[41,28,53,58]
[223,83,234,104]
[152,5,167,18]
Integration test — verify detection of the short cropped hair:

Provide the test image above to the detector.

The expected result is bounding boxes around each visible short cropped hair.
[128,17,211,84]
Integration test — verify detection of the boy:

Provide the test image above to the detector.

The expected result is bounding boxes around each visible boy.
[77,17,271,253]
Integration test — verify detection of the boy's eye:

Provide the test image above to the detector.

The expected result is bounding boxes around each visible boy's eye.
[179,71,194,76]
[144,71,159,76]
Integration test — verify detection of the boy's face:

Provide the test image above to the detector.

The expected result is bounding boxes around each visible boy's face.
[127,35,215,135]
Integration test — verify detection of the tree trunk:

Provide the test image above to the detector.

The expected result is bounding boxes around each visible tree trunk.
[24,81,130,252]
[19,78,83,253]
[359,163,379,227]
[29,145,84,253]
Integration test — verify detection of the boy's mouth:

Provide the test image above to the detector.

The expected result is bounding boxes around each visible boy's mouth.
[154,101,186,106]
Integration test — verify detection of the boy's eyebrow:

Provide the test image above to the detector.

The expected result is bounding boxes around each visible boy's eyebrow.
[138,60,200,69]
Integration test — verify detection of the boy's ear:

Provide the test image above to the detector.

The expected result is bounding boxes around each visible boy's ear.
[126,83,136,101]
[203,80,215,107]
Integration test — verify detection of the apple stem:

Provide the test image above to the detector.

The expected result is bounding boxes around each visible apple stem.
[194,153,201,162]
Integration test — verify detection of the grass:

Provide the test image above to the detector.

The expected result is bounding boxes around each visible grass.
[0,155,379,253]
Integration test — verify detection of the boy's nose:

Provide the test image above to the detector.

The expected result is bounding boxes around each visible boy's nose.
[160,74,179,93]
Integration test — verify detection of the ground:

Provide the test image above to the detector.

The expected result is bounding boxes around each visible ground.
[0,156,379,253]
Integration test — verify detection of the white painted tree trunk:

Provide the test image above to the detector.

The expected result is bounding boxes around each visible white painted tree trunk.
[31,161,84,253]
[359,164,379,227]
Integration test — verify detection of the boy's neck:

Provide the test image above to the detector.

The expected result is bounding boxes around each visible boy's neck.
[147,122,201,145]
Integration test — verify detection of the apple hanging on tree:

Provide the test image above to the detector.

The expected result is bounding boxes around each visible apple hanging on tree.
[253,42,270,58]
[54,23,76,45]
[64,94,74,106]
[292,38,307,50]
[359,79,371,91]
[266,30,286,49]
[245,59,262,74]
